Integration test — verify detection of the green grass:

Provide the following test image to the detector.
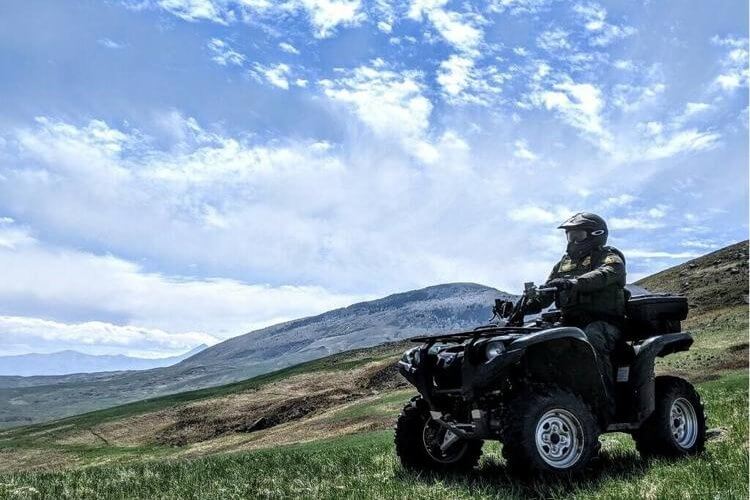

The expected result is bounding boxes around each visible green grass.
[0,371,745,499]
[657,305,748,377]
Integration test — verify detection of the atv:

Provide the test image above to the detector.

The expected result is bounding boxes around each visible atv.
[394,283,706,475]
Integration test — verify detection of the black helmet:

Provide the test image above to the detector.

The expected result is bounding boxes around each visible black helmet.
[558,212,608,258]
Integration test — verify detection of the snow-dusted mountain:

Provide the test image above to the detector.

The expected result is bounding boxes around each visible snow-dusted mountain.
[0,345,208,376]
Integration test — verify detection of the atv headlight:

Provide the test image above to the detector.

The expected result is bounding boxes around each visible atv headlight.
[485,341,506,360]
[403,347,421,365]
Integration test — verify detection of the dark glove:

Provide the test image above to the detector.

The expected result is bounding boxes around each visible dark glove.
[546,278,578,291]
[524,300,543,314]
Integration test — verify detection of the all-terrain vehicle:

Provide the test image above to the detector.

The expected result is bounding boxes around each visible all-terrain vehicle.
[395,283,706,475]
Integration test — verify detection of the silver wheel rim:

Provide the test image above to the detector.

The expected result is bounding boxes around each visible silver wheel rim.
[670,397,698,449]
[535,409,584,469]
[422,420,467,464]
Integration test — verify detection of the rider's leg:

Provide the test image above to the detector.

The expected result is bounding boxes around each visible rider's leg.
[584,321,621,411]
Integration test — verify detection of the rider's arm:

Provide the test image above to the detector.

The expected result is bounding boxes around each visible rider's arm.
[575,252,625,292]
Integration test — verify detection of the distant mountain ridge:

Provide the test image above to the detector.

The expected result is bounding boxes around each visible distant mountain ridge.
[0,282,514,426]
[0,345,208,377]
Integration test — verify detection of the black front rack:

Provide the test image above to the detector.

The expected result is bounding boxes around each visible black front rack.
[409,326,542,343]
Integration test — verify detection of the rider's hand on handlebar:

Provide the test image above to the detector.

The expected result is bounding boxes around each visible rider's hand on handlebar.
[546,278,578,291]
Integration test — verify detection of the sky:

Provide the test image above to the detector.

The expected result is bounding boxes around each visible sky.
[0,0,747,357]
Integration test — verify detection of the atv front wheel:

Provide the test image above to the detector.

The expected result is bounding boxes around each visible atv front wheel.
[501,387,600,476]
[394,396,482,472]
[634,376,706,458]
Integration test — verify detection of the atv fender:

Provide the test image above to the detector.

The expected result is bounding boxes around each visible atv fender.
[629,333,693,422]
[511,327,610,421]
[466,327,609,422]
[508,326,588,350]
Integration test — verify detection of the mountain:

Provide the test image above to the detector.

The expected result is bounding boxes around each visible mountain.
[0,345,209,377]
[0,283,513,426]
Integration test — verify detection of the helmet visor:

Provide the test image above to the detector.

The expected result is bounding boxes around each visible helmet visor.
[566,229,587,243]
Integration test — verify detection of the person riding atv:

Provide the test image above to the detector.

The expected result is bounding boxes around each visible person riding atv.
[394,212,706,476]
[526,212,626,411]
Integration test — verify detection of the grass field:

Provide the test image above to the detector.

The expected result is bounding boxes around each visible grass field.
[0,371,745,499]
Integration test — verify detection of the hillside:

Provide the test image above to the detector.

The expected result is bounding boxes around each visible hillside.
[636,240,748,312]
[0,345,208,377]
[0,241,745,482]
[0,283,512,427]
[636,240,749,380]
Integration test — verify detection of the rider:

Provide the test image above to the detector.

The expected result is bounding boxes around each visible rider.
[526,212,627,408]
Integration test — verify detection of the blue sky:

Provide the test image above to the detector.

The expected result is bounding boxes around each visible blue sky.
[0,0,747,357]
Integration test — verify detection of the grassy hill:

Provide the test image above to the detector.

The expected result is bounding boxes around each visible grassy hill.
[0,242,746,498]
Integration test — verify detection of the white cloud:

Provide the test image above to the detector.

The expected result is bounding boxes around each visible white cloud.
[0,316,217,357]
[647,206,668,218]
[641,129,721,161]
[603,194,636,207]
[537,29,571,52]
[490,0,550,15]
[574,2,636,46]
[531,79,612,150]
[207,38,245,66]
[436,54,506,105]
[680,239,719,250]
[155,0,232,24]
[295,0,365,38]
[437,54,474,96]
[0,223,367,355]
[251,62,292,89]
[609,217,664,230]
[321,61,438,162]
[626,249,700,259]
[279,42,300,55]
[711,35,749,92]
[684,102,712,116]
[509,205,568,224]
[612,82,666,112]
[408,0,484,55]
[0,113,574,310]
[138,0,364,37]
[613,59,634,71]
[513,139,538,161]
[98,38,125,49]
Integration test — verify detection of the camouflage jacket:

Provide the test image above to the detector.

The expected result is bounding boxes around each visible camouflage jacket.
[533,246,627,325]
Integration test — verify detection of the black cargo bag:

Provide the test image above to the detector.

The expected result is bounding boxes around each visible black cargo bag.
[624,293,688,340]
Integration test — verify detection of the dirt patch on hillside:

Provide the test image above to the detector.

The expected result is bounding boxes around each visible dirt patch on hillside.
[79,358,403,449]
[179,388,413,458]
[154,388,359,446]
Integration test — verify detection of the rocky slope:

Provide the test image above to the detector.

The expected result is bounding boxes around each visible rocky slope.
[636,240,748,312]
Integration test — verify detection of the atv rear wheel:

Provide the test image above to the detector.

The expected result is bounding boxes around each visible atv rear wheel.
[394,396,482,472]
[501,387,600,476]
[634,376,706,458]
